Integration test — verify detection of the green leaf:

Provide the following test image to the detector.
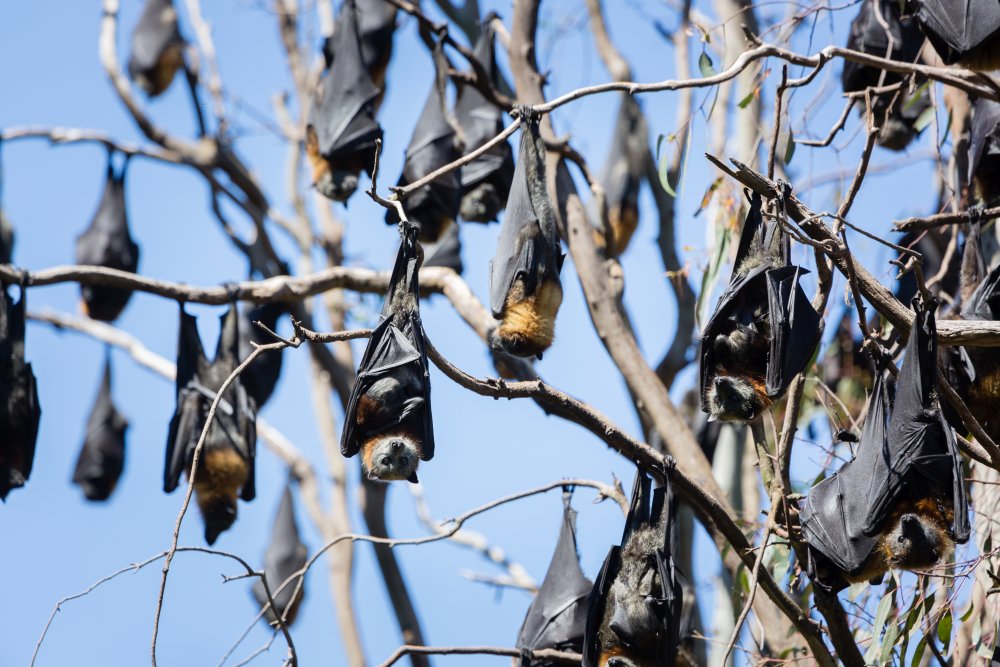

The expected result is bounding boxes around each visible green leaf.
[961,599,976,623]
[911,636,927,667]
[655,134,665,162]
[784,127,796,165]
[737,90,756,109]
[699,51,716,78]
[937,608,953,650]
[879,621,900,666]
[972,615,982,646]
[914,106,936,133]
[658,143,677,197]
[903,81,930,113]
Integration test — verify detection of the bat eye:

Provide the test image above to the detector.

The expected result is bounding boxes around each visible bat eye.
[399,456,409,466]
[381,456,391,466]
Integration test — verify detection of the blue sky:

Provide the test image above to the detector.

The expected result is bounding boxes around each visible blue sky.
[0,0,943,665]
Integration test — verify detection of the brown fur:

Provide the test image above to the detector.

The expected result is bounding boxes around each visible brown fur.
[495,278,563,358]
[608,205,639,257]
[847,496,955,583]
[193,447,248,514]
[958,43,1000,73]
[305,126,332,189]
[355,392,389,429]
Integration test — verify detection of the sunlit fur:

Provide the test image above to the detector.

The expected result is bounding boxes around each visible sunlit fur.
[848,497,955,583]
[305,126,361,202]
[597,525,664,666]
[958,43,1000,73]
[360,430,422,482]
[193,446,248,545]
[705,373,772,423]
[494,279,562,359]
[460,182,502,223]
[607,204,639,257]
[134,42,184,97]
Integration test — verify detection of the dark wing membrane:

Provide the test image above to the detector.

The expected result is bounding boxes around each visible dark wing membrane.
[599,96,643,219]
[239,301,289,408]
[163,387,200,493]
[842,0,925,92]
[384,83,462,236]
[969,98,1000,192]
[253,486,308,623]
[800,371,888,577]
[213,305,257,502]
[0,285,41,499]
[914,0,1000,65]
[764,265,822,397]
[651,483,684,667]
[310,0,382,162]
[489,121,561,317]
[75,163,140,321]
[581,547,621,667]
[516,494,593,659]
[128,0,183,74]
[421,220,463,274]
[356,0,396,79]
[72,359,128,501]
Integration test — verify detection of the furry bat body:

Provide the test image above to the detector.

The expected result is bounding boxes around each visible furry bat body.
[127,0,185,97]
[252,485,308,626]
[0,284,40,501]
[72,358,128,501]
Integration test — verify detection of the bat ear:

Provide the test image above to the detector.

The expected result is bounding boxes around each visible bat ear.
[407,471,419,484]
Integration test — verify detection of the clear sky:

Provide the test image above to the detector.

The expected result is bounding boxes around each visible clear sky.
[0,1,942,665]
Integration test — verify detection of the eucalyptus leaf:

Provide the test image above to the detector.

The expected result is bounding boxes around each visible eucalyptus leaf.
[699,51,716,78]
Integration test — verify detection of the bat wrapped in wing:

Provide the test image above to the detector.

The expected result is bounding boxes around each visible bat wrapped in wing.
[0,283,40,501]
[341,225,434,483]
[384,81,462,243]
[939,224,1000,442]
[127,0,185,97]
[699,189,822,422]
[800,298,970,592]
[841,0,931,151]
[421,217,463,275]
[72,356,128,501]
[583,469,684,667]
[323,0,397,95]
[968,98,1000,207]
[75,156,140,322]
[454,17,515,224]
[0,212,12,264]
[238,301,289,408]
[306,0,383,203]
[252,484,308,626]
[912,0,1000,70]
[596,95,645,255]
[515,489,592,665]
[164,303,257,544]
[489,116,564,360]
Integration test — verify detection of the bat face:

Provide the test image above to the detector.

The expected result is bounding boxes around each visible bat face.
[164,305,257,544]
[489,120,564,360]
[584,471,683,667]
[76,162,140,322]
[72,360,128,501]
[455,21,515,224]
[308,0,383,202]
[699,190,821,423]
[800,299,969,592]
[342,226,434,481]
[0,284,41,502]
[128,0,185,97]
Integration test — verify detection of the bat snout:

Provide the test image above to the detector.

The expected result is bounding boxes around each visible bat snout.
[389,439,405,453]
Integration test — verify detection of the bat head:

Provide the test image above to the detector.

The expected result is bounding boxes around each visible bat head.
[876,117,917,152]
[361,432,422,483]
[879,500,954,572]
[200,497,238,545]
[459,182,503,223]
[704,374,771,423]
[0,469,27,502]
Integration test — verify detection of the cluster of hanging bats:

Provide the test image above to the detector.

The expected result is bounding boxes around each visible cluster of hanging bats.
[5,0,1000,662]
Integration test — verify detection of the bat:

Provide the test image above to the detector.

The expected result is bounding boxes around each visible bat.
[0,211,12,264]
[489,117,564,360]
[72,356,128,502]
[238,301,289,408]
[323,0,397,96]
[596,95,644,255]
[421,218,463,275]
[939,224,1000,443]
[252,484,308,626]
[912,0,1000,70]
[75,157,140,322]
[583,469,684,667]
[164,304,257,544]
[515,489,592,665]
[699,189,822,422]
[454,16,515,224]
[968,97,1000,206]
[127,0,185,97]
[0,283,40,501]
[894,227,960,305]
[384,81,462,243]
[841,0,931,151]
[306,0,383,203]
[800,298,970,592]
[341,225,434,483]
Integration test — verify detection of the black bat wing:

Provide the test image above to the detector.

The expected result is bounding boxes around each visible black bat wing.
[310,0,382,161]
[914,0,1000,65]
[599,96,644,215]
[164,306,206,493]
[764,264,822,397]
[239,301,288,408]
[581,545,621,667]
[516,492,592,659]
[253,485,308,619]
[0,285,41,498]
[421,220,464,274]
[75,161,140,321]
[968,98,1000,185]
[800,370,889,579]
[214,304,257,502]
[72,357,128,501]
[455,21,515,198]
[843,0,925,91]
[869,299,969,540]
[489,120,562,318]
[648,480,684,667]
[128,0,183,75]
[385,82,462,233]
[356,0,396,76]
